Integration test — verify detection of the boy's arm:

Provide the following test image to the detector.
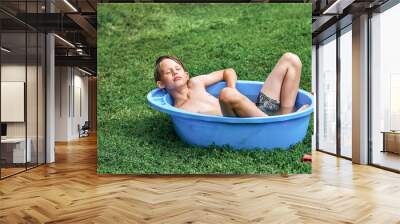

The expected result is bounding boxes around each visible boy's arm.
[190,68,237,88]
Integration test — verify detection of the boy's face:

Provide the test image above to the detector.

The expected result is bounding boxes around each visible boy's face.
[157,58,189,91]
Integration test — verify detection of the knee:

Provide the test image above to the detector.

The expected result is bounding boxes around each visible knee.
[282,52,302,69]
[219,87,240,104]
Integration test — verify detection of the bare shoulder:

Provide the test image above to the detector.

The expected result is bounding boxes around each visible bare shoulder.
[188,77,205,89]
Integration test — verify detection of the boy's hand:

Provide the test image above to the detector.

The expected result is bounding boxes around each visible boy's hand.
[224,68,237,89]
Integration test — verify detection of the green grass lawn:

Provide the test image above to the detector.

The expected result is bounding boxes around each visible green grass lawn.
[97,3,312,174]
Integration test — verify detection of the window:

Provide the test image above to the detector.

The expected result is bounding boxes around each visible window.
[370,3,400,171]
[0,2,46,179]
[339,26,352,158]
[317,35,337,154]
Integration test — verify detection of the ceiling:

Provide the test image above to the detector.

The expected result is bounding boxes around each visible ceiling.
[312,0,391,44]
[0,0,97,74]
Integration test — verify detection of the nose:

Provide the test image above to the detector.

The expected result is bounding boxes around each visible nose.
[171,69,178,76]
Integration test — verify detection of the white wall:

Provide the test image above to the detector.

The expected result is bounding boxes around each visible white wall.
[55,66,70,141]
[73,72,89,137]
[55,67,89,141]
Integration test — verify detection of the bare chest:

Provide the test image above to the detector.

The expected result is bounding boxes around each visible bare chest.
[178,89,222,116]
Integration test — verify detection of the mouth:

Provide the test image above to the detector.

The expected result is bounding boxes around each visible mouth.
[173,76,181,81]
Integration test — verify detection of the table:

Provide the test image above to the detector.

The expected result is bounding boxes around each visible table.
[1,138,32,163]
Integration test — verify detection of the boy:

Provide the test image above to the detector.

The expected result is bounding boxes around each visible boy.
[154,53,305,117]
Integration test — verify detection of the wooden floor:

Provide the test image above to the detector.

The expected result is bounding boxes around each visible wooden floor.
[1,163,45,178]
[1,167,26,178]
[1,135,400,223]
[372,150,400,171]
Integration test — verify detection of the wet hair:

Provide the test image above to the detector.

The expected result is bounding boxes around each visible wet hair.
[154,55,187,83]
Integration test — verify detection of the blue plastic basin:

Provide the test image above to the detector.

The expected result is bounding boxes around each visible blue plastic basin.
[147,81,313,150]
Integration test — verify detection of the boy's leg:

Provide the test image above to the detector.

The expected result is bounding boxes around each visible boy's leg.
[259,52,302,110]
[219,95,237,117]
[219,87,267,117]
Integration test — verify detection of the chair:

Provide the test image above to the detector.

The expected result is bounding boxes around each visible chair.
[79,121,90,138]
